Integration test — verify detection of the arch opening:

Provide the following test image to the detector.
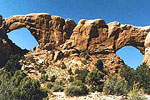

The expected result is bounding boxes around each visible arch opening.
[116,46,143,69]
[8,28,38,50]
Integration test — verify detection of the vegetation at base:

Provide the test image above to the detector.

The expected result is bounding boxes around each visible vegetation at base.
[4,54,23,72]
[103,75,128,95]
[120,63,150,94]
[95,59,104,71]
[1,54,150,98]
[127,84,146,100]
[50,75,56,82]
[52,84,64,92]
[47,83,53,89]
[68,76,74,82]
[65,80,89,96]
[75,68,89,83]
[0,81,17,100]
[68,68,73,75]
[120,65,135,90]
[15,77,47,100]
[61,64,66,69]
[135,63,150,94]
[40,74,48,83]
[0,54,48,100]
[86,70,105,92]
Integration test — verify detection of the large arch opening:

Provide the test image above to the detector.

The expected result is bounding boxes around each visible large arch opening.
[8,28,38,50]
[116,46,143,69]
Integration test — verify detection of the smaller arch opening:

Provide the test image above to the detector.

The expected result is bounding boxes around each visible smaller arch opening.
[8,28,38,50]
[116,46,143,69]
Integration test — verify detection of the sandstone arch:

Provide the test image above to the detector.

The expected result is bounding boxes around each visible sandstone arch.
[68,20,150,73]
[0,13,150,72]
[1,13,76,50]
[70,20,148,54]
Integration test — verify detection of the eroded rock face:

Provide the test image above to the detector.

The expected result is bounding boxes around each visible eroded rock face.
[0,13,150,73]
[0,34,27,67]
[69,20,150,72]
[3,13,76,50]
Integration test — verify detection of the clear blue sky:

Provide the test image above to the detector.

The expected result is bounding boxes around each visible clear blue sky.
[0,0,148,68]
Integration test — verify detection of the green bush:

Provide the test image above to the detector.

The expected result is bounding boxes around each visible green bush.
[86,70,105,92]
[47,83,53,89]
[39,70,46,74]
[40,74,48,83]
[11,70,27,86]
[68,68,73,75]
[65,80,89,96]
[4,54,23,72]
[61,64,66,69]
[75,69,89,83]
[103,75,128,95]
[15,77,47,100]
[128,85,146,100]
[68,76,74,83]
[95,59,103,71]
[135,63,150,94]
[0,81,17,100]
[120,65,135,90]
[50,75,56,82]
[52,84,64,92]
[0,70,13,82]
[0,71,48,100]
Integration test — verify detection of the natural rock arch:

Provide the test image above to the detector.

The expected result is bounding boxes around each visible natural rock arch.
[0,13,150,72]
[1,13,76,50]
[68,20,150,73]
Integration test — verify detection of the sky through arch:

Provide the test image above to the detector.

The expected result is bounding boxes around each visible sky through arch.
[8,28,38,50]
[116,46,143,69]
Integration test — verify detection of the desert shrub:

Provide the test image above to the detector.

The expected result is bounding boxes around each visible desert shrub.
[0,81,17,100]
[68,76,74,83]
[40,74,48,83]
[95,59,103,71]
[15,77,47,100]
[0,71,47,100]
[128,90,146,100]
[120,65,135,90]
[4,54,23,72]
[61,64,66,69]
[11,70,27,86]
[55,79,66,86]
[103,75,128,95]
[0,55,48,100]
[50,75,56,82]
[86,70,105,92]
[39,70,46,74]
[52,84,64,92]
[128,84,146,100]
[47,83,53,89]
[75,69,89,83]
[68,68,73,75]
[135,63,150,94]
[0,70,13,82]
[65,80,89,96]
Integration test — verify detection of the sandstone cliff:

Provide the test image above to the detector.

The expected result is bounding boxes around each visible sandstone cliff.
[0,13,150,74]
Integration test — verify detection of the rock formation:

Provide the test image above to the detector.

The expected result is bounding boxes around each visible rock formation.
[0,13,150,73]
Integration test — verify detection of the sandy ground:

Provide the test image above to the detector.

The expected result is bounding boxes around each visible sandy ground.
[48,92,150,100]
